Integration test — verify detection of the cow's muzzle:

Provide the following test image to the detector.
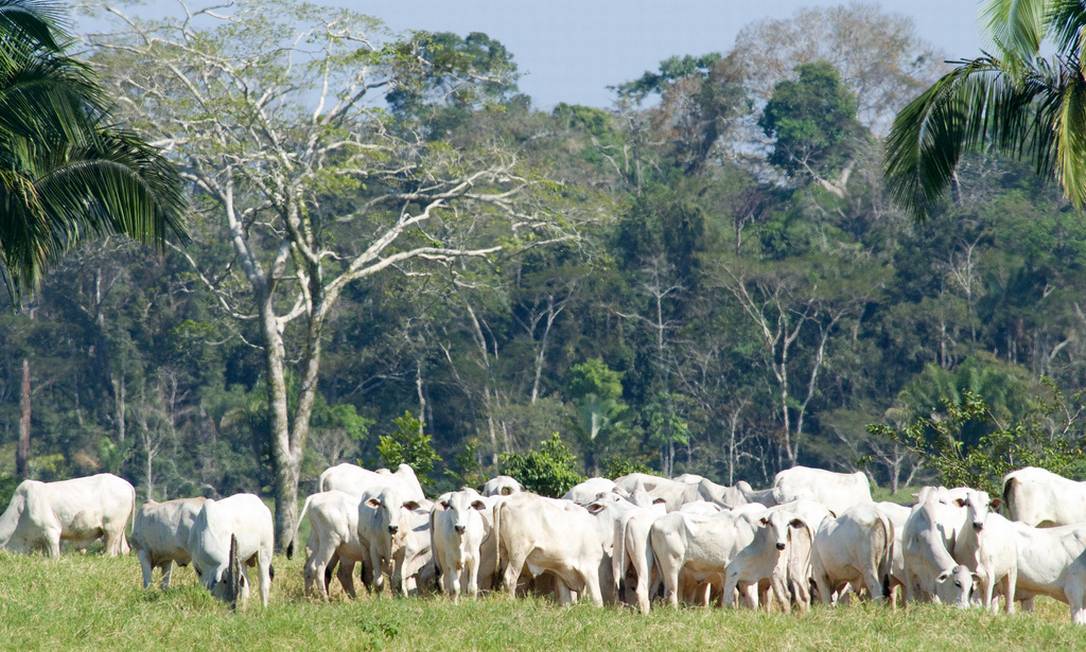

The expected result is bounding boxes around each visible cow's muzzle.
[775,542,786,551]
[388,525,399,534]
[454,525,466,535]
[973,522,984,531]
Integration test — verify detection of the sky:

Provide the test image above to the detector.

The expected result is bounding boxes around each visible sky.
[81,1,988,109]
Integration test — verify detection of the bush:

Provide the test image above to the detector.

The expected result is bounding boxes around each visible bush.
[378,412,441,489]
[501,433,584,497]
[603,457,652,479]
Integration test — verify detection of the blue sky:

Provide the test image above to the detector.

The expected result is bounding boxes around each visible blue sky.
[84,1,987,109]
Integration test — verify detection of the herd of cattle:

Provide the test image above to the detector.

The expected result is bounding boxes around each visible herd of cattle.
[4,464,1086,622]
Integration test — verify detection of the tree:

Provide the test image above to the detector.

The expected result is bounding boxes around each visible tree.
[377,412,441,490]
[760,62,866,196]
[884,0,1086,217]
[565,358,629,475]
[93,2,565,548]
[500,433,584,497]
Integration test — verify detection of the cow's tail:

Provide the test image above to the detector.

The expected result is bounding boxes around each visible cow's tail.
[873,509,894,600]
[1002,474,1018,518]
[286,493,316,560]
[123,483,136,555]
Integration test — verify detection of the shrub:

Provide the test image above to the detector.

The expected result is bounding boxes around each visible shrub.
[501,433,584,497]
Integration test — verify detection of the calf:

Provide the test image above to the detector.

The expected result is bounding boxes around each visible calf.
[811,503,893,604]
[187,493,274,607]
[0,473,135,557]
[951,490,1017,613]
[131,497,206,589]
[722,508,815,613]
[431,489,491,600]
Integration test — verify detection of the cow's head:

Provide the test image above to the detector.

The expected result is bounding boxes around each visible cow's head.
[955,489,1001,533]
[758,511,805,552]
[438,491,486,536]
[934,564,976,608]
[367,486,421,550]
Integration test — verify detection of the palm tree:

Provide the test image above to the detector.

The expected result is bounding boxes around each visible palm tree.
[0,0,185,293]
[885,0,1086,217]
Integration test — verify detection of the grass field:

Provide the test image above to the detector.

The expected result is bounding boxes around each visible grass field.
[2,554,1086,651]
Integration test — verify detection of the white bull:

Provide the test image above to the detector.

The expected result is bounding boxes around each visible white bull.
[431,489,492,600]
[811,503,894,604]
[131,497,206,589]
[188,493,274,607]
[0,473,135,557]
[1002,467,1086,527]
[294,490,368,599]
[772,466,872,515]
[901,495,974,606]
[651,510,757,608]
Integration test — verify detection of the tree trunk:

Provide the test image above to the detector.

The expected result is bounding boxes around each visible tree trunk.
[261,299,300,553]
[16,357,30,479]
[112,373,126,444]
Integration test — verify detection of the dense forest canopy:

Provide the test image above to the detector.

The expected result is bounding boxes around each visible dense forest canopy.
[4,0,1086,517]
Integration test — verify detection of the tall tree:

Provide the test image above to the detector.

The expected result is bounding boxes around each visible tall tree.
[93,1,565,547]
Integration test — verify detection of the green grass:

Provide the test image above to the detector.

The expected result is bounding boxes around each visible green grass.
[1,553,1084,651]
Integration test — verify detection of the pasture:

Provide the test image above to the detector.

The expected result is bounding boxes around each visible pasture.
[0,553,1081,651]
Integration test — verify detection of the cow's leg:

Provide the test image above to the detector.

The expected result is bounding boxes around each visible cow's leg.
[465,558,479,598]
[258,550,271,608]
[502,552,527,599]
[46,531,61,559]
[771,575,791,614]
[159,560,175,590]
[983,568,996,613]
[137,549,155,589]
[813,569,833,605]
[635,563,653,614]
[862,568,885,605]
[337,558,358,599]
[721,573,740,609]
[659,556,681,608]
[1003,566,1016,615]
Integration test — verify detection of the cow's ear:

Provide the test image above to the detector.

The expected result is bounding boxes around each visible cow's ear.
[366,498,381,509]
[470,500,486,511]
[936,571,950,582]
[789,518,805,529]
[403,500,420,511]
[954,498,966,508]
[439,500,450,510]
[586,502,605,514]
[758,517,769,526]
[652,497,666,505]
[989,498,1002,510]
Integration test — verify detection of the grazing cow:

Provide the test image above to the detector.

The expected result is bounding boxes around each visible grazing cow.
[901,496,975,607]
[481,475,522,497]
[651,510,757,608]
[951,490,1017,613]
[772,466,872,515]
[0,473,135,557]
[188,493,274,607]
[875,501,911,604]
[294,490,368,599]
[357,483,427,594]
[1002,467,1086,527]
[131,497,206,589]
[722,508,815,613]
[319,463,424,501]
[495,492,609,606]
[612,500,667,613]
[431,489,491,600]
[811,503,894,604]
[564,478,625,504]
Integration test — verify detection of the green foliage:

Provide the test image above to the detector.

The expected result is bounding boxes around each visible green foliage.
[868,384,1086,494]
[500,433,585,497]
[603,457,652,479]
[377,412,441,489]
[566,359,631,473]
[616,53,723,101]
[760,61,863,180]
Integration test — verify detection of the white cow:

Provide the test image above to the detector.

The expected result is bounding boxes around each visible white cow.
[494,492,609,606]
[357,482,427,594]
[612,500,667,614]
[651,510,757,608]
[772,466,872,515]
[1005,521,1086,623]
[188,493,274,607]
[1002,467,1086,527]
[951,490,1017,613]
[294,490,367,599]
[481,475,522,497]
[875,501,912,604]
[319,463,424,501]
[901,496,974,606]
[736,481,778,507]
[613,473,745,511]
[811,503,894,604]
[563,477,625,504]
[0,473,135,557]
[131,497,206,589]
[431,489,491,600]
[722,508,815,613]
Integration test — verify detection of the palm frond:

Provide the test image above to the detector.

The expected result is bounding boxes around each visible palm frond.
[1047,0,1086,62]
[984,0,1047,60]
[0,0,66,51]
